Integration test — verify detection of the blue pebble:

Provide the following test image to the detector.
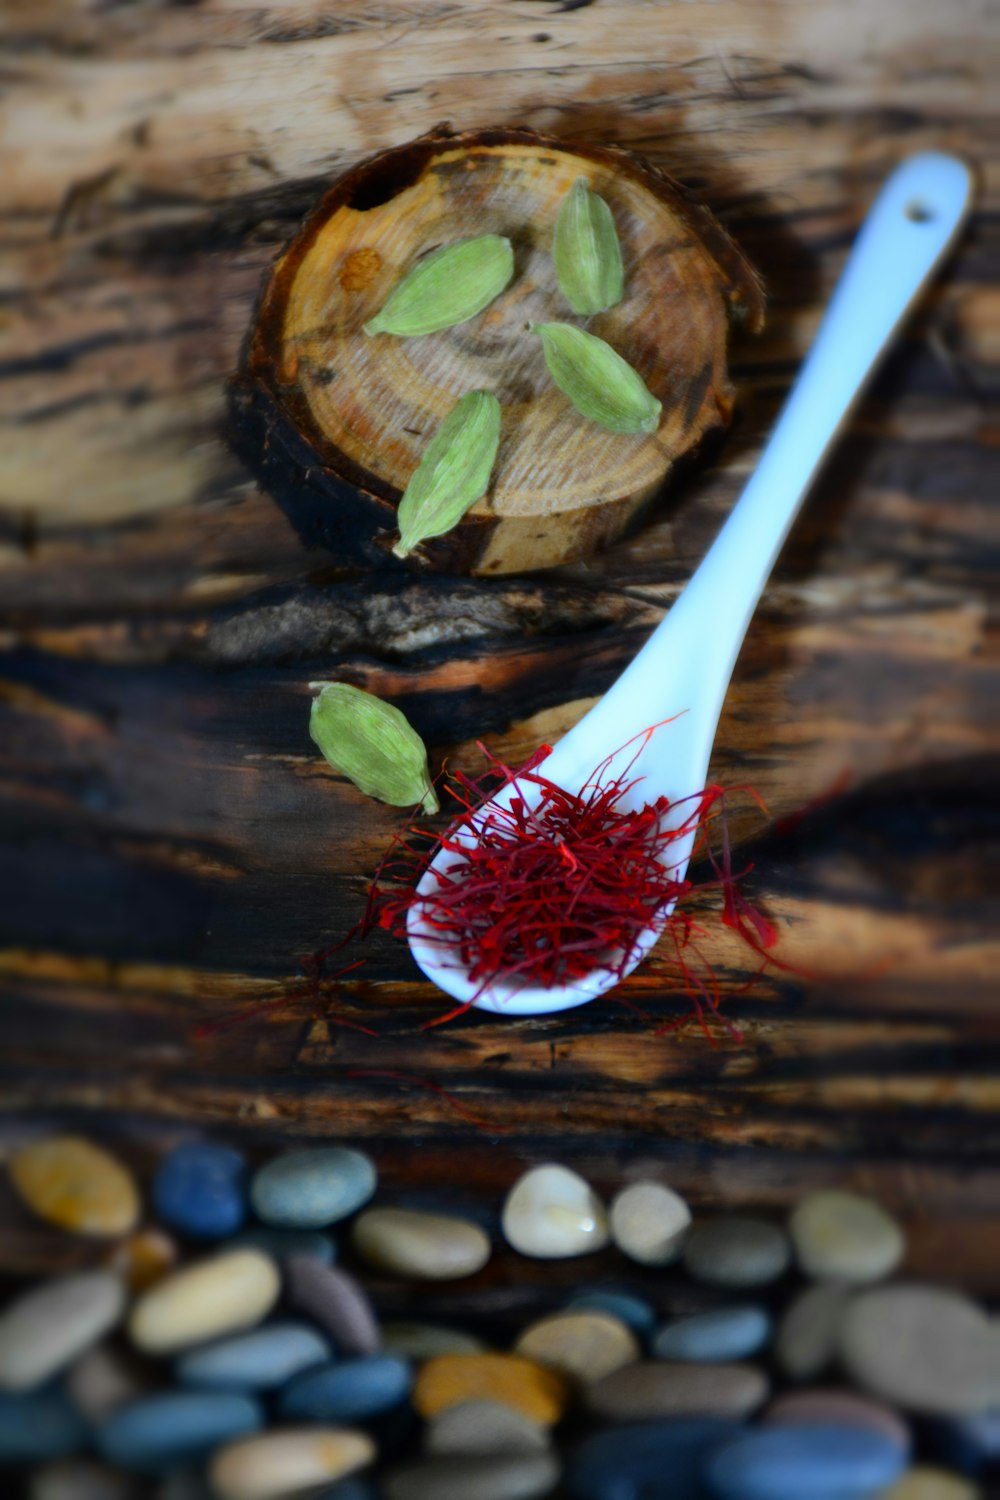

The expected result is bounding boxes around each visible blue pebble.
[653,1305,772,1363]
[230,1226,336,1264]
[277,1355,412,1424]
[0,1386,88,1464]
[251,1147,376,1229]
[153,1142,248,1240]
[97,1392,262,1473]
[705,1424,906,1500]
[928,1410,1000,1475]
[567,1289,658,1337]
[566,1418,746,1500]
[176,1321,331,1391]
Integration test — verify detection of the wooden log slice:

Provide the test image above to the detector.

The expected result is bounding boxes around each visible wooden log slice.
[231,125,764,576]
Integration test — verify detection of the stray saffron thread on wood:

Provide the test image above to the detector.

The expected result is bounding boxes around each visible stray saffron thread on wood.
[345,1068,510,1133]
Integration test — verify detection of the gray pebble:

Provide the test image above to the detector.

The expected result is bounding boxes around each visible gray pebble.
[286,1256,381,1355]
[382,1323,489,1360]
[384,1451,560,1500]
[839,1284,997,1417]
[0,1272,125,1392]
[585,1360,769,1422]
[683,1217,791,1288]
[424,1399,550,1456]
[775,1283,852,1381]
[67,1344,154,1422]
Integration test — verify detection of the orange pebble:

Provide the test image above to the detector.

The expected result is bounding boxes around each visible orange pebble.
[105,1228,178,1291]
[10,1136,140,1238]
[412,1352,569,1426]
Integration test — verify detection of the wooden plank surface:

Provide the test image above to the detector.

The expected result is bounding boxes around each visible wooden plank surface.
[1,0,998,1288]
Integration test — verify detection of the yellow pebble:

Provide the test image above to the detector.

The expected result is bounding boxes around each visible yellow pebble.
[876,1468,982,1500]
[104,1229,178,1292]
[412,1353,569,1426]
[514,1310,640,1384]
[10,1137,140,1238]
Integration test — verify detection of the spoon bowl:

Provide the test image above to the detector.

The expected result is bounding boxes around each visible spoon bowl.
[407,153,973,1016]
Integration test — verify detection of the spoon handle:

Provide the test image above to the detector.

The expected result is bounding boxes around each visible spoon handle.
[559,153,973,776]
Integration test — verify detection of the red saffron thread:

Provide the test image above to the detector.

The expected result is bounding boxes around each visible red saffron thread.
[352,724,782,1030]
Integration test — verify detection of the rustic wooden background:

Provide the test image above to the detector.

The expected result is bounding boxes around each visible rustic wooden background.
[1,0,998,1294]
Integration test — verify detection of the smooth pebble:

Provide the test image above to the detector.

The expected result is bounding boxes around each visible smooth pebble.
[707,1422,906,1499]
[209,1427,376,1500]
[286,1256,381,1355]
[105,1230,178,1293]
[565,1417,745,1500]
[97,1391,261,1473]
[764,1387,911,1451]
[381,1322,488,1359]
[230,1227,335,1264]
[352,1207,490,1280]
[68,1344,153,1422]
[29,1459,139,1500]
[653,1305,772,1363]
[683,1216,791,1287]
[586,1360,769,1422]
[502,1164,609,1259]
[775,1281,851,1381]
[565,1289,657,1336]
[0,1387,89,1463]
[929,1408,1000,1473]
[875,1469,983,1500]
[514,1310,639,1384]
[129,1249,279,1355]
[278,1354,412,1422]
[176,1321,330,1391]
[413,1353,569,1426]
[10,1137,140,1238]
[250,1147,376,1229]
[0,1271,125,1391]
[609,1180,691,1266]
[839,1284,997,1417]
[789,1189,905,1283]
[152,1142,247,1241]
[383,1452,560,1500]
[424,1399,550,1457]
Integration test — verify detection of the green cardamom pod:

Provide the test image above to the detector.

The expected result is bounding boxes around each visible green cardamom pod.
[364,235,514,337]
[534,321,662,434]
[309,682,439,813]
[553,177,624,315]
[393,390,501,559]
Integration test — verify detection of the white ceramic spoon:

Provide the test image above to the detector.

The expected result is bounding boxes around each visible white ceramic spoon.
[408,152,973,1017]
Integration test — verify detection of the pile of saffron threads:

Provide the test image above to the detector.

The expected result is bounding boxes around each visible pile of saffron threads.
[354,730,781,1024]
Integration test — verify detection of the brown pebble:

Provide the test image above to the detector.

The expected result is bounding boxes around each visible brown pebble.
[585,1360,769,1422]
[286,1256,380,1355]
[876,1469,982,1500]
[764,1387,911,1451]
[413,1353,569,1426]
[67,1344,154,1422]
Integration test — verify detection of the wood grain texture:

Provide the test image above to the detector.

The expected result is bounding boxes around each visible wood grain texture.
[1,0,998,1289]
